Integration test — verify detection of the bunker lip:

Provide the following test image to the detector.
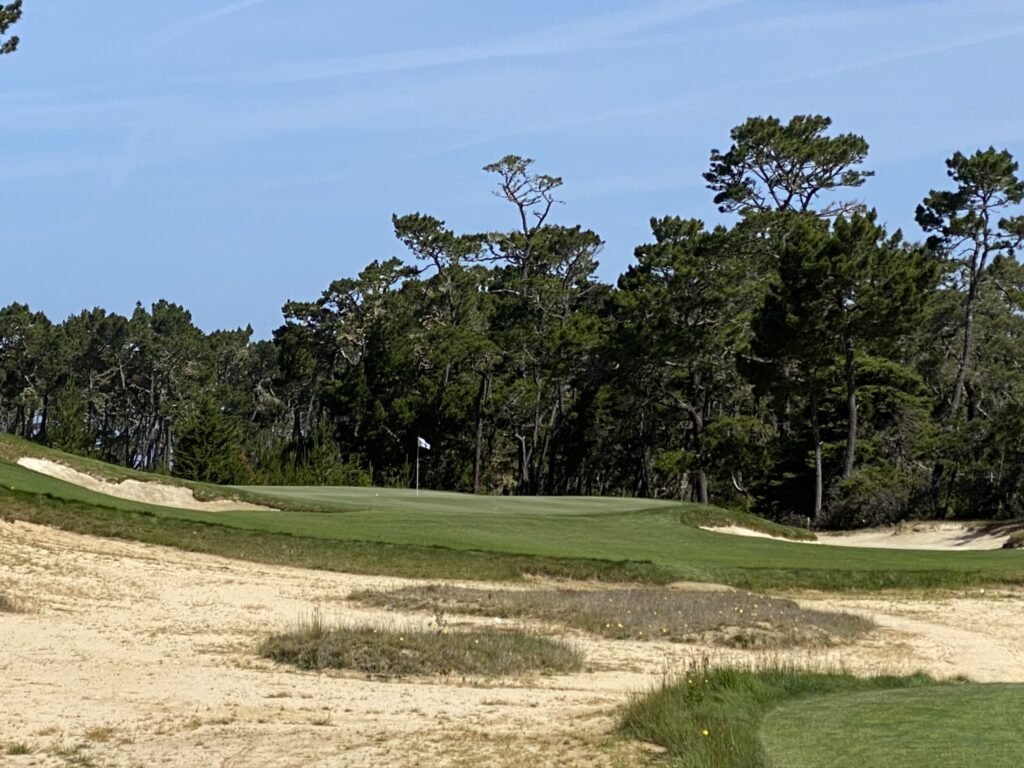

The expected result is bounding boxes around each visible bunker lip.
[699,522,1017,551]
[16,457,273,512]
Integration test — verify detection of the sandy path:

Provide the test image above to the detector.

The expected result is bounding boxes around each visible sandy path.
[1,521,1022,767]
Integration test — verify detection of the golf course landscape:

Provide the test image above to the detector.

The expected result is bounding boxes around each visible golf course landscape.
[7,3,1024,766]
[2,436,1023,767]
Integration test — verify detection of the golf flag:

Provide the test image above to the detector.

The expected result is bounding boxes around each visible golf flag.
[417,436,431,450]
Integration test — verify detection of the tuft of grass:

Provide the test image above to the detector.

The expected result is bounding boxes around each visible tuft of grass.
[82,726,117,744]
[0,592,23,613]
[1004,530,1024,549]
[352,585,872,649]
[6,742,32,755]
[259,608,583,677]
[619,659,939,768]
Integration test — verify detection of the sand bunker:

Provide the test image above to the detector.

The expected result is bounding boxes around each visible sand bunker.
[701,522,1017,551]
[17,457,272,512]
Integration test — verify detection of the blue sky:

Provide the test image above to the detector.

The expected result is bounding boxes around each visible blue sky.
[3,0,1023,337]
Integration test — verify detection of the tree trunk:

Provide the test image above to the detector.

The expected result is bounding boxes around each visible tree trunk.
[843,333,857,479]
[472,374,490,494]
[811,389,823,525]
[695,470,709,505]
[949,265,979,418]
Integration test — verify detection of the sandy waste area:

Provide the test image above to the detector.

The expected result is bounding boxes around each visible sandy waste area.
[1,516,1022,767]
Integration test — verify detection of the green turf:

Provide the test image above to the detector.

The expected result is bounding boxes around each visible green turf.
[761,684,1024,768]
[1,441,1022,590]
[224,485,1024,589]
[620,668,1024,768]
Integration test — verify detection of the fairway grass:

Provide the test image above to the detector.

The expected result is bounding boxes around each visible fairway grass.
[1,437,1022,591]
[621,665,1024,768]
[761,683,1024,768]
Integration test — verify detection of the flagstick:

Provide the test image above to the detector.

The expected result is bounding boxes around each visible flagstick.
[416,440,420,496]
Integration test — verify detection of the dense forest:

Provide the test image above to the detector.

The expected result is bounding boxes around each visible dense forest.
[4,114,1024,527]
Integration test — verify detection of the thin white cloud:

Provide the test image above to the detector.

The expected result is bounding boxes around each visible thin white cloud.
[150,0,275,49]
[264,0,747,83]
[785,23,1024,83]
[182,0,275,28]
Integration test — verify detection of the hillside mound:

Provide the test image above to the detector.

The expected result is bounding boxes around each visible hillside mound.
[17,457,272,512]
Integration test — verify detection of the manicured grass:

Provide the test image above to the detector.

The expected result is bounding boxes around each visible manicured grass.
[260,609,582,677]
[0,486,673,583]
[2,444,1023,591]
[761,683,1024,768]
[352,585,872,648]
[620,665,1024,768]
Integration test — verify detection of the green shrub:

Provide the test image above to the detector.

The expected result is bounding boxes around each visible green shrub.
[825,465,926,529]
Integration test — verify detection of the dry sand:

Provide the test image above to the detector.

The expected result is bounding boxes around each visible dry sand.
[2,520,1023,767]
[700,522,1016,550]
[16,457,272,512]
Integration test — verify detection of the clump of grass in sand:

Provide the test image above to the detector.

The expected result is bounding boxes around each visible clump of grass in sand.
[259,607,582,677]
[0,592,23,613]
[351,585,872,649]
[5,742,32,755]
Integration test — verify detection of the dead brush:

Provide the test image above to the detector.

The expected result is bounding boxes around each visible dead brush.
[351,585,873,649]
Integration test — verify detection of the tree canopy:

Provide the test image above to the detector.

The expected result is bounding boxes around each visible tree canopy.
[4,115,1024,528]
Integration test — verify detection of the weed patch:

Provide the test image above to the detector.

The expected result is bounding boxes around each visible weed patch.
[352,585,872,649]
[259,608,583,677]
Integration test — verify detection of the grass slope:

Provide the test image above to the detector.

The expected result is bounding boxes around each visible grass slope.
[0,437,1021,590]
[622,667,1024,768]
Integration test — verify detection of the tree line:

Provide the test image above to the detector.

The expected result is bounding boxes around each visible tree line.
[4,114,1024,527]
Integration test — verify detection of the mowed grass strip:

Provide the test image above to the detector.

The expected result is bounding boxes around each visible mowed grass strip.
[214,487,1024,591]
[4,454,1024,591]
[761,683,1024,768]
[0,486,673,583]
[619,664,1014,768]
[352,585,872,649]
[260,610,582,677]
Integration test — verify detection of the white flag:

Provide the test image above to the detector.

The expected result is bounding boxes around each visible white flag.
[417,437,431,450]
